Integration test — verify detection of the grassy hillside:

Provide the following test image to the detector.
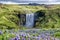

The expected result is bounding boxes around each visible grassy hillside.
[0,4,60,29]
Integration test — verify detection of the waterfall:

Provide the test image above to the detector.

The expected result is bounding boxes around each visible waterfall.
[25,13,34,28]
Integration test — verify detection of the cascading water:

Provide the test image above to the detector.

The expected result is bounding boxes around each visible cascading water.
[25,13,34,28]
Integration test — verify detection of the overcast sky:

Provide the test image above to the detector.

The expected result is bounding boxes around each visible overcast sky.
[0,0,58,1]
[0,0,60,4]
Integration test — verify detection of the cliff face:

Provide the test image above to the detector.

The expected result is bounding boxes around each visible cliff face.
[0,4,60,29]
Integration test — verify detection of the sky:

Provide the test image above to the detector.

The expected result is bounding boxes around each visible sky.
[0,0,60,4]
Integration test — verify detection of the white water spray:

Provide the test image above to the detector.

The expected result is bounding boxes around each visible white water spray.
[25,13,34,28]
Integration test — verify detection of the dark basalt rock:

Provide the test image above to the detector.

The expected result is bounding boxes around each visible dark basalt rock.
[17,14,26,26]
[20,14,26,25]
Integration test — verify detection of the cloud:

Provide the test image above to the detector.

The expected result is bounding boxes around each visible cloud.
[0,0,60,4]
[0,1,19,4]
[46,2,60,4]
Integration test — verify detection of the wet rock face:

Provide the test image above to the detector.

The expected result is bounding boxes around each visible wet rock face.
[34,10,45,27]
[35,10,45,17]
[34,10,45,22]
[17,14,26,26]
[20,14,26,25]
